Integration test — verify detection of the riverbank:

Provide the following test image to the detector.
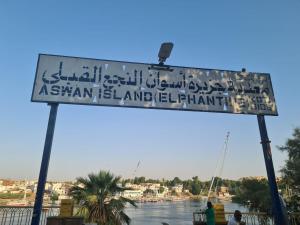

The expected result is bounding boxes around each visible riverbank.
[129,194,232,204]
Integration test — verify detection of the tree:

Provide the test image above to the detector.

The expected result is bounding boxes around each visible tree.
[232,178,271,213]
[170,177,182,187]
[227,180,241,195]
[146,178,160,183]
[182,179,192,192]
[143,188,155,196]
[158,186,165,194]
[133,176,145,184]
[278,127,300,211]
[191,176,201,195]
[50,191,59,202]
[70,171,136,225]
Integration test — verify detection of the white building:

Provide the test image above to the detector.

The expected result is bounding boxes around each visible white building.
[52,183,70,195]
[45,183,53,192]
[122,190,143,199]
[58,195,71,200]
[172,184,183,193]
[0,185,6,192]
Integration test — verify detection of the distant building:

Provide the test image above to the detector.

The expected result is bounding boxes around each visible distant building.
[52,183,71,195]
[172,184,183,193]
[45,182,53,192]
[122,190,143,199]
[25,188,33,193]
[10,190,22,194]
[0,185,6,192]
[58,195,71,200]
[220,186,229,193]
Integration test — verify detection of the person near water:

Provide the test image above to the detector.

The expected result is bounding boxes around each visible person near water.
[227,210,245,225]
[205,201,215,225]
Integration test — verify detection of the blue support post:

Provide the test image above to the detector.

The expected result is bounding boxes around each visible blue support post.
[31,103,59,225]
[257,115,286,225]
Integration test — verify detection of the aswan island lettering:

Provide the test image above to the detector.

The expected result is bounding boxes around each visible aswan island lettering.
[33,56,277,115]
[38,84,272,112]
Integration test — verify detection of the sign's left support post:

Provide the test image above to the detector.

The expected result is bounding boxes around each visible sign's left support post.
[31,103,59,225]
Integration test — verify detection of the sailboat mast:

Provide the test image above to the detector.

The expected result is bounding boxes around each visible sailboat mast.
[214,132,230,193]
[206,132,230,203]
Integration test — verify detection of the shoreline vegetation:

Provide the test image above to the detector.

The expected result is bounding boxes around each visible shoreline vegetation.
[0,175,236,206]
[0,175,266,208]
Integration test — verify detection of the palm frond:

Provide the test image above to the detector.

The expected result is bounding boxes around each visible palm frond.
[70,170,134,225]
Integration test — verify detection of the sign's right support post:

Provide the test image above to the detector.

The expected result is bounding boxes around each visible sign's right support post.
[257,115,286,225]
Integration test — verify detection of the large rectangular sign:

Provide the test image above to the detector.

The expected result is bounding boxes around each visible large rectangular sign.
[32,54,278,115]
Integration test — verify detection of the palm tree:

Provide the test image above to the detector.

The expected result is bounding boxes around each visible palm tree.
[70,171,137,225]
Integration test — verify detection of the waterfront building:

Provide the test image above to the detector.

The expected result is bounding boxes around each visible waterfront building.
[172,184,183,193]
[122,190,143,199]
[52,182,71,196]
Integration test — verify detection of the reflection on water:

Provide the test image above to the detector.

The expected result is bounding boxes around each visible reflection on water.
[125,200,248,225]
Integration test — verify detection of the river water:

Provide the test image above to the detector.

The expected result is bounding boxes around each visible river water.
[0,201,248,225]
[125,200,248,225]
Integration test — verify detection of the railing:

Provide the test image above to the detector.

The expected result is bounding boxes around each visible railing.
[1,206,300,225]
[193,211,300,225]
[0,206,59,225]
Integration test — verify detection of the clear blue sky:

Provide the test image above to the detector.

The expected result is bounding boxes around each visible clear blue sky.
[0,0,299,181]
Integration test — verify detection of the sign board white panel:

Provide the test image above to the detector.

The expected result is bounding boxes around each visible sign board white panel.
[32,54,278,115]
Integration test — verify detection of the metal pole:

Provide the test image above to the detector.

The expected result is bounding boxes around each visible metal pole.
[257,115,286,225]
[31,103,59,225]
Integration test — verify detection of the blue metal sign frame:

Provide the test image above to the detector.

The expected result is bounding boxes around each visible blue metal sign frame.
[30,54,286,225]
